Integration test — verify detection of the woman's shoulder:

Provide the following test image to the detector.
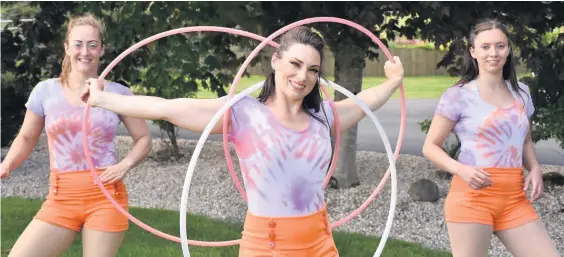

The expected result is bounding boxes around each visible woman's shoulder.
[103,80,133,95]
[516,80,532,94]
[30,78,62,95]
[221,95,260,106]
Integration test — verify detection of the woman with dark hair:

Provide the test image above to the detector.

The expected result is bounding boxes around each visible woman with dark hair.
[83,26,404,256]
[423,19,560,257]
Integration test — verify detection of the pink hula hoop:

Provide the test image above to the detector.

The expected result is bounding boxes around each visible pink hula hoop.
[221,17,406,229]
[82,19,406,247]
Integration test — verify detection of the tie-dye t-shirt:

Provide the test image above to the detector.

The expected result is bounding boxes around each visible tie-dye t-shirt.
[227,96,334,217]
[435,79,534,168]
[25,78,133,172]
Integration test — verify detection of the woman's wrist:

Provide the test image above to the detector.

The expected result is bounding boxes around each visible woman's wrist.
[445,158,463,176]
[121,157,135,170]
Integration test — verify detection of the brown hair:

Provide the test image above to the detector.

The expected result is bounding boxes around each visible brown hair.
[59,13,105,87]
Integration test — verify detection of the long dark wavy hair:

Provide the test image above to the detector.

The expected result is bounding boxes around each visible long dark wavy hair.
[257,26,330,129]
[455,19,527,104]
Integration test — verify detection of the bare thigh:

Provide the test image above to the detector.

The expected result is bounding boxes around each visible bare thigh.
[447,222,493,257]
[8,219,77,257]
[495,219,561,257]
[82,228,125,257]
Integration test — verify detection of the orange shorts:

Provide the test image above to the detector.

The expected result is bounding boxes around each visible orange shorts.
[34,169,129,232]
[239,205,339,257]
[444,167,539,231]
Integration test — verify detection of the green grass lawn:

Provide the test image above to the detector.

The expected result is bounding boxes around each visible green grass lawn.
[1,197,452,257]
[195,75,459,99]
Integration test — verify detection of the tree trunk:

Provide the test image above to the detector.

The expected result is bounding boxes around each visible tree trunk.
[329,42,364,189]
[165,121,181,158]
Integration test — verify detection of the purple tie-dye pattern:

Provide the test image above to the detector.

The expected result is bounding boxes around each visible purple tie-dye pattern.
[227,96,334,217]
[289,177,316,212]
[434,80,534,169]
[25,78,133,172]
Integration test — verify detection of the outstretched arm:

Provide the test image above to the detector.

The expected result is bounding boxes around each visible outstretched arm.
[84,79,229,134]
[331,56,404,134]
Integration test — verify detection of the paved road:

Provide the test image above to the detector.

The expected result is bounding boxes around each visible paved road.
[116,99,564,166]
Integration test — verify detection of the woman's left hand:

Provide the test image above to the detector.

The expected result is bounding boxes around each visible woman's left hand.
[524,167,544,202]
[97,160,133,184]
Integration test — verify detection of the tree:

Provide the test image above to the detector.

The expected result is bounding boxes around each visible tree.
[1,1,76,147]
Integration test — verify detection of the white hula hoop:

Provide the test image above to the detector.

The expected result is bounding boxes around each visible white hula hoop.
[179,79,398,257]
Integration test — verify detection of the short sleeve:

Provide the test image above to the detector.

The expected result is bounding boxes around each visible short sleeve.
[518,82,535,118]
[25,82,46,117]
[219,95,254,140]
[435,86,462,122]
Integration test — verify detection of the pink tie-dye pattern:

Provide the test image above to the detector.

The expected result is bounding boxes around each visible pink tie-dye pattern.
[435,80,533,169]
[25,79,130,172]
[475,102,529,167]
[228,96,333,217]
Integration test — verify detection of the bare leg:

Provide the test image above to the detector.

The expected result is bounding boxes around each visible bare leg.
[446,222,494,257]
[8,219,77,257]
[495,220,561,257]
[82,228,125,257]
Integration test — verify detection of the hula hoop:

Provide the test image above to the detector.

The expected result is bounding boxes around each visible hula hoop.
[180,17,400,257]
[218,15,406,232]
[221,18,406,228]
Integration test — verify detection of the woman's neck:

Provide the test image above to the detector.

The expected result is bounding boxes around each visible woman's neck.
[66,71,97,91]
[476,71,506,91]
[266,94,304,116]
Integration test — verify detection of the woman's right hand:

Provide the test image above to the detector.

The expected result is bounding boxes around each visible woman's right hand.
[455,165,493,190]
[82,78,107,106]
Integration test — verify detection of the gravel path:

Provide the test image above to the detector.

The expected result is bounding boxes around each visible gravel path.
[2,135,563,256]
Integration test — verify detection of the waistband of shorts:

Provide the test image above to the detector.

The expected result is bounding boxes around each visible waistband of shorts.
[451,167,524,193]
[241,205,332,250]
[479,167,523,174]
[48,169,125,198]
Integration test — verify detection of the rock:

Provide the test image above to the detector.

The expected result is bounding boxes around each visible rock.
[435,170,453,180]
[439,187,449,198]
[542,172,564,189]
[408,179,440,202]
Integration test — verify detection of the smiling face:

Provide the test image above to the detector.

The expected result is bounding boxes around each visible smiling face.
[271,43,321,101]
[470,28,510,75]
[64,25,104,75]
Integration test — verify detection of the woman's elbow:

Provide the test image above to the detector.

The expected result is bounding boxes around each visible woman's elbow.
[422,140,438,159]
[422,142,431,158]
[133,131,153,156]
